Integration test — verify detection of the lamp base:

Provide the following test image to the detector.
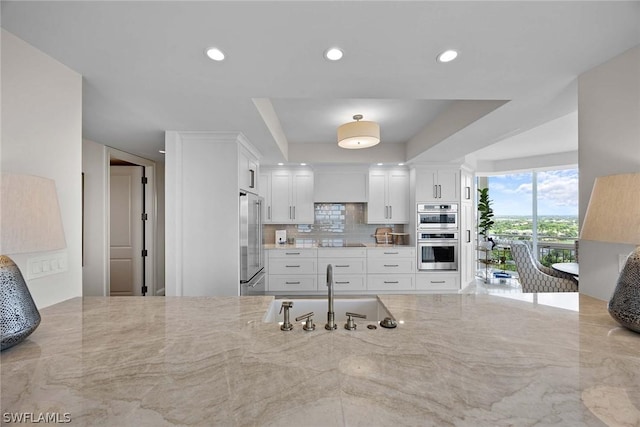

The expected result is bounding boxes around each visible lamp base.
[608,246,640,333]
[0,255,41,350]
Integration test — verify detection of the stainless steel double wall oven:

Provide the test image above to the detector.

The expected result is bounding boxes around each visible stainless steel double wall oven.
[417,203,458,271]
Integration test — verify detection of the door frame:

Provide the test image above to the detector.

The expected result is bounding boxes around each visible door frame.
[106,147,157,296]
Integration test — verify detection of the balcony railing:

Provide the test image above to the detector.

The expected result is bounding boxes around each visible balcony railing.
[489,234,578,267]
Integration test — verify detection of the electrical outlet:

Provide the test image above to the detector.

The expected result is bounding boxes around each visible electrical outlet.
[619,253,629,273]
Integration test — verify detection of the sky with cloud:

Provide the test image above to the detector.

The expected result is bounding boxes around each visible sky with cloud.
[487,169,578,216]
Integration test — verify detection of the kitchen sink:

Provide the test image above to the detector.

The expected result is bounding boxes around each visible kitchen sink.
[262,297,391,323]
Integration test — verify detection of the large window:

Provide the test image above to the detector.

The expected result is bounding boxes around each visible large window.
[481,168,579,265]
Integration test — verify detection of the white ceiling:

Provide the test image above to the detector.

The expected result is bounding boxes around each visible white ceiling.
[1,1,639,166]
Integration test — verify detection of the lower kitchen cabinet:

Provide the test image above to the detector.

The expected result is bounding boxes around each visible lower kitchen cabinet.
[268,275,317,292]
[267,248,317,293]
[366,247,415,292]
[367,274,415,291]
[415,272,459,292]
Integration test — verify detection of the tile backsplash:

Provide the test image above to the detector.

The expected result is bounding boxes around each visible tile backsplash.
[264,203,405,244]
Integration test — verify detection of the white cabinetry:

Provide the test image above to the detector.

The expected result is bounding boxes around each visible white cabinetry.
[238,145,258,193]
[366,247,415,291]
[317,248,367,293]
[416,168,459,202]
[415,272,459,292]
[459,169,476,288]
[267,249,317,292]
[367,169,409,224]
[262,168,314,224]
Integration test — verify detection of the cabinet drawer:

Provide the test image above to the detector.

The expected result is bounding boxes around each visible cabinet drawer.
[269,249,317,258]
[268,259,317,275]
[367,258,414,274]
[367,275,415,291]
[367,248,415,259]
[268,275,317,292]
[318,248,367,258]
[415,274,459,291]
[318,258,366,275]
[318,274,366,291]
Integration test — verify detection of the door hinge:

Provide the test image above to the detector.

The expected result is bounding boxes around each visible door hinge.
[141,213,148,221]
[141,285,148,295]
[142,249,148,257]
[141,176,148,184]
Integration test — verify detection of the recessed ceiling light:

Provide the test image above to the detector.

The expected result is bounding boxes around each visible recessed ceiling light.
[277,162,284,166]
[398,163,404,166]
[324,47,344,61]
[300,163,307,166]
[159,150,166,154]
[205,47,225,61]
[437,49,458,63]
[377,163,383,166]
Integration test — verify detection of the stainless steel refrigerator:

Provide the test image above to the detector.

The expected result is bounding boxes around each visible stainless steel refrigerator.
[239,191,265,295]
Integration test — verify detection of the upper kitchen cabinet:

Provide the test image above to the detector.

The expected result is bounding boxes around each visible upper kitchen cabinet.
[262,168,314,224]
[415,168,459,202]
[238,145,259,193]
[367,168,409,224]
[314,168,367,202]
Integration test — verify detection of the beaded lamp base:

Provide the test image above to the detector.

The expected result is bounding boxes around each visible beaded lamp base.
[0,255,41,350]
[608,246,640,333]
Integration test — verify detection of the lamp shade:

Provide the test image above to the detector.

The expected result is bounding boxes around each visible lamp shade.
[337,118,380,149]
[1,173,66,255]
[580,173,640,245]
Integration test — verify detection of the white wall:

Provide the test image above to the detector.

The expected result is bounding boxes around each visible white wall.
[81,139,109,296]
[1,30,83,308]
[578,45,640,301]
[165,131,242,297]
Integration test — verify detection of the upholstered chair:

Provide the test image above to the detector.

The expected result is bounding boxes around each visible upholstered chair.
[510,241,578,293]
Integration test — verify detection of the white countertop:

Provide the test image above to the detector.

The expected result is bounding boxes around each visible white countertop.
[2,293,639,426]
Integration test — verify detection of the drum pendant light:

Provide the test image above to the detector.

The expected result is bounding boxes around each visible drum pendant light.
[337,114,380,149]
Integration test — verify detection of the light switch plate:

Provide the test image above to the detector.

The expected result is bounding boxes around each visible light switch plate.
[27,251,68,280]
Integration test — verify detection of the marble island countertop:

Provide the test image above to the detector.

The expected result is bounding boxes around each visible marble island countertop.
[2,293,640,426]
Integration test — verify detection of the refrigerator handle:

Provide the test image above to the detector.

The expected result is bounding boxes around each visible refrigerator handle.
[257,200,264,269]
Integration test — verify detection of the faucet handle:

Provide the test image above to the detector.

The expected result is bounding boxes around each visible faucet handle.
[344,312,367,330]
[295,312,316,331]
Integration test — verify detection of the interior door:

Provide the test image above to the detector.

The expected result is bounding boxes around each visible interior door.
[110,166,143,296]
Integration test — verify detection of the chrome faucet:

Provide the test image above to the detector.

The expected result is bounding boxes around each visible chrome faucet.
[325,264,336,330]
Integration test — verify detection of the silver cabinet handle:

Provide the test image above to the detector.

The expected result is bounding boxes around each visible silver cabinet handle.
[268,206,271,220]
[384,281,399,284]
[465,186,471,200]
[384,252,399,255]
[285,252,300,255]
[285,265,300,268]
[430,280,446,284]
[335,265,350,268]
[466,230,471,243]
[335,281,350,284]
[389,205,392,219]
[289,206,292,219]
[285,281,301,285]
[384,264,399,267]
[438,184,442,198]
[433,185,437,199]
[249,169,255,189]
[293,206,296,219]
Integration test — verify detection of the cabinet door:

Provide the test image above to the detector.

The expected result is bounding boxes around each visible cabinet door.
[437,170,459,201]
[459,202,476,286]
[461,170,474,202]
[259,173,272,223]
[367,171,388,223]
[270,171,292,223]
[387,170,409,223]
[415,169,438,202]
[292,170,314,224]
